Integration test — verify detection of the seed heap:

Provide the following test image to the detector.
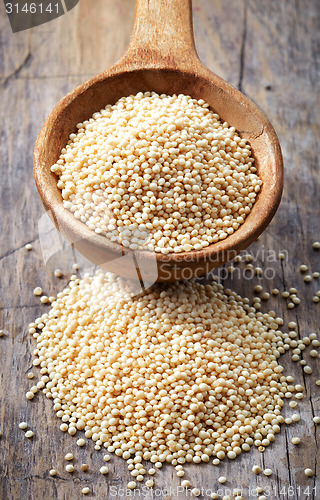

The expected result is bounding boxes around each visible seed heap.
[51,92,261,254]
[30,271,292,471]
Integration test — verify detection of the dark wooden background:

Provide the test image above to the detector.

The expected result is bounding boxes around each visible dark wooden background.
[0,1,319,499]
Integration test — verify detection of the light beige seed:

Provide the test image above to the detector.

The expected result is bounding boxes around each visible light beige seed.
[65,453,73,461]
[191,488,201,497]
[218,476,227,484]
[100,466,109,474]
[25,431,34,438]
[33,287,43,296]
[252,466,261,475]
[81,488,90,495]
[263,468,272,476]
[304,468,314,477]
[49,469,57,476]
[19,422,28,430]
[304,366,312,374]
[65,465,74,473]
[291,437,300,445]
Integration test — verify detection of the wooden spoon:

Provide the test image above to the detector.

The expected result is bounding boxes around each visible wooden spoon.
[34,0,283,283]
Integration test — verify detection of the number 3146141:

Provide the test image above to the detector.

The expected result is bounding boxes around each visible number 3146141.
[5,3,61,14]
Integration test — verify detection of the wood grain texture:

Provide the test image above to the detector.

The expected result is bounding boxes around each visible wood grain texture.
[0,1,319,499]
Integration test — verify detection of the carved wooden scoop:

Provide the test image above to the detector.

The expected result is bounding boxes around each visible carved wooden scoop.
[34,0,283,282]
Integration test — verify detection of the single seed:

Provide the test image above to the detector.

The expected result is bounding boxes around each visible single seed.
[25,430,34,438]
[278,253,285,260]
[146,479,154,488]
[27,372,34,379]
[77,438,85,447]
[254,285,263,293]
[263,468,272,476]
[288,321,297,329]
[65,465,74,473]
[81,488,90,495]
[100,466,109,474]
[304,275,312,283]
[312,242,320,249]
[73,263,79,270]
[313,272,319,278]
[282,291,290,298]
[25,244,33,250]
[54,269,63,278]
[304,366,312,374]
[26,392,34,400]
[33,287,43,296]
[304,468,314,477]
[299,264,308,272]
[291,414,300,422]
[65,453,73,461]
[80,464,88,471]
[191,488,201,497]
[252,465,261,475]
[310,350,318,357]
[49,469,57,476]
[272,288,279,295]
[19,422,28,430]
[261,292,270,300]
[103,454,110,462]
[127,481,136,490]
[313,296,320,303]
[313,416,320,424]
[218,476,227,484]
[291,437,300,445]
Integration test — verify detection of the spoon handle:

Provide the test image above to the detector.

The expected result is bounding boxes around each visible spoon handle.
[122,0,200,71]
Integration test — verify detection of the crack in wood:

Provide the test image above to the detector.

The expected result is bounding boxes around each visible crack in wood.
[238,1,247,92]
[1,52,32,87]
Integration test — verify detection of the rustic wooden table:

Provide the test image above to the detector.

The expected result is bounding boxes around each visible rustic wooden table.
[0,1,319,499]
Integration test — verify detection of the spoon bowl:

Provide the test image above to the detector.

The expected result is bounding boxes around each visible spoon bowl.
[34,0,283,282]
